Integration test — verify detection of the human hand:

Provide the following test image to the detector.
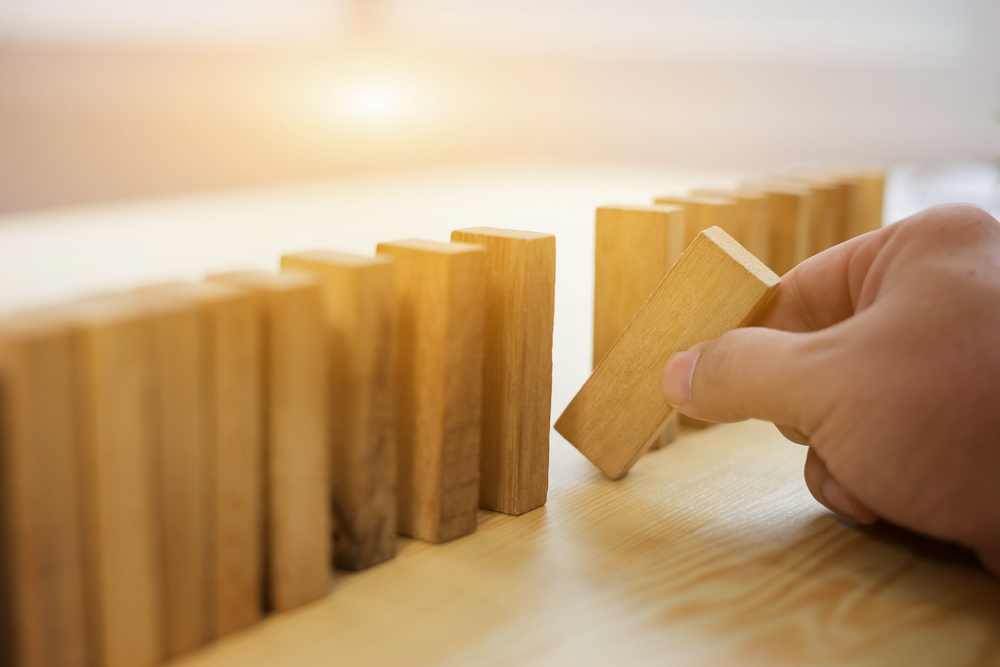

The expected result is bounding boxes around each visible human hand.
[661,204,1000,575]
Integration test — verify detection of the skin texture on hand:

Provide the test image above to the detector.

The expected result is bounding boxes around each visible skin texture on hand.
[661,204,1000,576]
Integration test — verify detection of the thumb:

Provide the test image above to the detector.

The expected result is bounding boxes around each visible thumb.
[661,327,829,429]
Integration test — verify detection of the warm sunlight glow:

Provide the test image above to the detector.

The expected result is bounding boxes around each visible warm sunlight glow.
[343,86,403,120]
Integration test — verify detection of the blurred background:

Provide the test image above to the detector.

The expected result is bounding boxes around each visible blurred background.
[1,0,999,214]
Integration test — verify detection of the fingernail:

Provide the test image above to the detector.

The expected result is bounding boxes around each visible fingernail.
[662,350,699,406]
[821,477,878,524]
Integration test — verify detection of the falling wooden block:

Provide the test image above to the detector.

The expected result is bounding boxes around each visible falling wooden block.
[450,227,555,516]
[0,317,89,667]
[652,195,737,247]
[207,271,331,609]
[375,240,485,543]
[741,183,811,276]
[57,295,167,667]
[690,188,771,266]
[555,227,780,480]
[280,251,398,571]
[592,206,685,451]
[138,283,263,640]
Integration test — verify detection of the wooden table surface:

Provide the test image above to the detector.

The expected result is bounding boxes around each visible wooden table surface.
[2,162,997,667]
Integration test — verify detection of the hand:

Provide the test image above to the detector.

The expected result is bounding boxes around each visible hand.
[661,204,1000,575]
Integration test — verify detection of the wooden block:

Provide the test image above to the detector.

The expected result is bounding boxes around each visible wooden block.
[787,171,853,249]
[0,317,89,667]
[832,168,886,238]
[690,188,771,266]
[647,412,678,451]
[740,183,811,276]
[450,227,555,516]
[58,295,167,667]
[138,283,263,640]
[280,251,398,571]
[652,196,737,248]
[207,271,331,609]
[375,240,485,543]
[554,227,779,480]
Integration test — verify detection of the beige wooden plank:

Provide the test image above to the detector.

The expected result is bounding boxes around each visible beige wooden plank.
[555,227,779,480]
[741,183,812,276]
[207,271,331,606]
[450,227,555,516]
[0,318,89,667]
[651,195,737,248]
[690,188,771,266]
[591,205,685,452]
[59,295,166,667]
[375,240,485,543]
[280,251,397,572]
[138,283,263,640]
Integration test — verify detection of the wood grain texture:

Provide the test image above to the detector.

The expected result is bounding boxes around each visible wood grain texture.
[207,271,331,609]
[555,227,780,480]
[59,296,166,667]
[450,227,555,516]
[836,169,886,238]
[375,240,485,543]
[169,419,1000,667]
[652,195,737,248]
[592,206,685,452]
[280,251,398,572]
[0,318,89,667]
[690,188,771,266]
[742,184,812,276]
[138,283,263,640]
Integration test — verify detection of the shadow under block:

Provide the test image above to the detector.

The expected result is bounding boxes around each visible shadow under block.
[450,227,555,516]
[652,196,737,247]
[138,283,263,640]
[60,296,167,667]
[555,227,780,480]
[592,206,685,453]
[208,272,331,608]
[690,189,771,266]
[280,251,398,572]
[0,319,89,667]
[375,240,485,543]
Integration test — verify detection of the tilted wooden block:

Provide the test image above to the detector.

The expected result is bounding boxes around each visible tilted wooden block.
[376,240,485,543]
[652,195,737,248]
[0,317,89,667]
[450,227,555,516]
[592,206,685,451]
[741,183,811,276]
[138,283,263,640]
[280,251,398,571]
[690,188,771,266]
[555,227,780,480]
[58,295,167,667]
[208,271,331,608]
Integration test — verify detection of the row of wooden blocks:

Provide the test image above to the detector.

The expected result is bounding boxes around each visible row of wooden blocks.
[561,166,885,478]
[0,229,556,667]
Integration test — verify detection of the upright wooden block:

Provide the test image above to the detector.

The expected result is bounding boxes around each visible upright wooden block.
[207,271,331,609]
[592,206,685,451]
[59,296,166,667]
[138,283,263,640]
[280,251,398,571]
[652,196,737,248]
[741,184,811,276]
[647,412,678,451]
[555,227,779,480]
[375,240,485,543]
[690,188,771,265]
[834,169,886,238]
[0,318,89,667]
[450,227,555,516]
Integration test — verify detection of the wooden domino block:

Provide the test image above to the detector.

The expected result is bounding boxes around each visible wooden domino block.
[741,183,811,276]
[450,227,555,516]
[0,317,89,667]
[58,295,167,667]
[830,168,886,238]
[647,412,678,451]
[555,227,780,480]
[207,271,331,609]
[138,283,263,640]
[690,189,771,266]
[375,240,485,543]
[280,251,398,571]
[652,195,737,247]
[592,206,685,451]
